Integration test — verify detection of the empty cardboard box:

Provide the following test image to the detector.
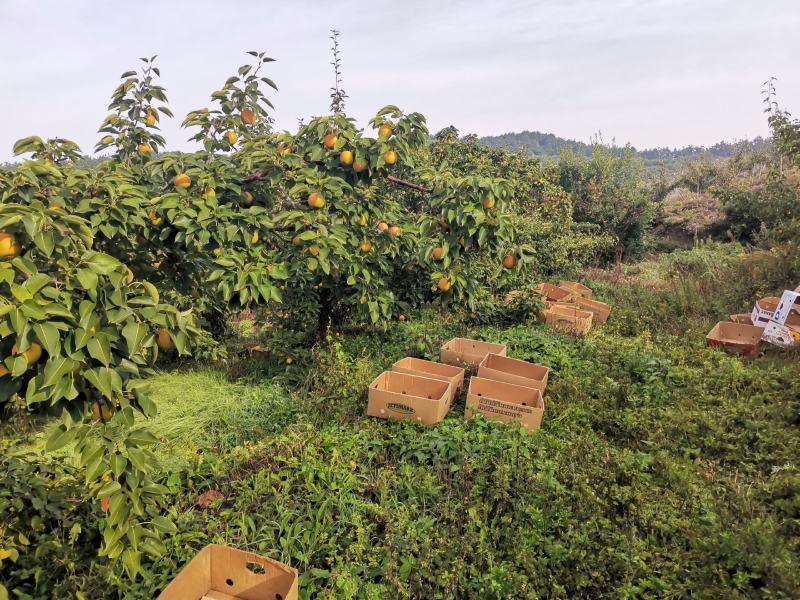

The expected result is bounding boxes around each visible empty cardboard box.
[440,337,507,368]
[544,304,593,335]
[477,353,549,393]
[558,280,592,299]
[392,357,465,401]
[729,313,753,324]
[762,320,800,348]
[573,296,611,323]
[751,297,782,326]
[367,371,452,426]
[465,376,544,432]
[705,321,765,356]
[157,544,298,600]
[532,283,576,303]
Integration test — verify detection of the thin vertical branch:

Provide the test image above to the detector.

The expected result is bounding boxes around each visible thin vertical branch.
[329,30,347,115]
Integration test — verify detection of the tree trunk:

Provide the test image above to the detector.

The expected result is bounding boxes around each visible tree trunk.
[317,289,333,338]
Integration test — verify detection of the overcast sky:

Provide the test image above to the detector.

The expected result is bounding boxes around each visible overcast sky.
[1,0,798,161]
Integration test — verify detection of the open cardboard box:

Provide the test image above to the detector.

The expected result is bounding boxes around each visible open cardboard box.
[477,353,549,393]
[367,371,452,426]
[440,337,507,368]
[558,280,592,299]
[729,313,753,324]
[751,295,800,327]
[572,296,611,323]
[772,290,800,326]
[762,320,800,348]
[157,544,298,600]
[706,321,765,356]
[751,296,782,326]
[532,283,576,303]
[544,304,593,335]
[392,357,465,401]
[465,377,544,433]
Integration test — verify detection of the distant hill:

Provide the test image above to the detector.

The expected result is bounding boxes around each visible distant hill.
[478,130,769,165]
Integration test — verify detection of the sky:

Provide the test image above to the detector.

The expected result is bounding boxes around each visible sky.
[1,0,799,161]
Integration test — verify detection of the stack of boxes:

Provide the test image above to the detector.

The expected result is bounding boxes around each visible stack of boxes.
[707,286,800,354]
[367,337,549,434]
[534,280,611,335]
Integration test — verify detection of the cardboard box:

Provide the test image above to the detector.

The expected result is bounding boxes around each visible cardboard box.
[558,280,592,299]
[771,290,800,326]
[543,304,593,335]
[477,353,549,393]
[751,296,782,326]
[761,320,800,348]
[729,313,753,324]
[157,544,298,600]
[705,321,765,356]
[367,371,452,426]
[465,377,544,433]
[391,357,465,401]
[440,337,507,368]
[573,296,611,323]
[532,283,576,303]
[751,295,800,327]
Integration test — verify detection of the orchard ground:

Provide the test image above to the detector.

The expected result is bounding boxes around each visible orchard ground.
[2,243,799,599]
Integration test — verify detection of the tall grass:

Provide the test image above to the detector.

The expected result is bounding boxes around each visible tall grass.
[146,370,298,467]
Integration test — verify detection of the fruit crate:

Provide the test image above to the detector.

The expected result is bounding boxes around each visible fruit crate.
[477,353,549,393]
[532,283,576,303]
[706,321,765,356]
[465,376,545,433]
[573,296,611,323]
[440,337,507,368]
[558,280,592,299]
[729,313,753,324]
[367,371,452,426]
[543,304,593,335]
[157,544,299,600]
[392,357,465,401]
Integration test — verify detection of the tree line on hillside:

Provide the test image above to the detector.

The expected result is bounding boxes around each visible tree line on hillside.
[479,129,769,163]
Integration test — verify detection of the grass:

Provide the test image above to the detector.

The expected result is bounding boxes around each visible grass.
[144,371,298,468]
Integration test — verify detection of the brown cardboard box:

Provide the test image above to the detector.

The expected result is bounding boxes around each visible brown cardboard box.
[157,544,298,600]
[440,337,507,368]
[367,371,452,426]
[572,296,611,323]
[465,377,544,433]
[544,304,593,335]
[391,357,465,401]
[532,283,576,303]
[729,313,753,324]
[558,280,592,299]
[477,353,549,393]
[751,295,800,327]
[705,321,765,356]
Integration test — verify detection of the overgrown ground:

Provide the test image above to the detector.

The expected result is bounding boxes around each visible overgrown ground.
[2,245,799,599]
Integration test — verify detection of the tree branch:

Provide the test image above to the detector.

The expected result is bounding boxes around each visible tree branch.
[385,175,433,193]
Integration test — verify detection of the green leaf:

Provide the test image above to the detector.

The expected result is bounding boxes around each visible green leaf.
[151,516,178,534]
[87,336,112,367]
[126,428,159,446]
[46,424,77,451]
[110,454,128,477]
[76,268,99,291]
[121,548,141,580]
[84,368,114,400]
[122,322,148,357]
[97,480,122,497]
[33,322,61,356]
